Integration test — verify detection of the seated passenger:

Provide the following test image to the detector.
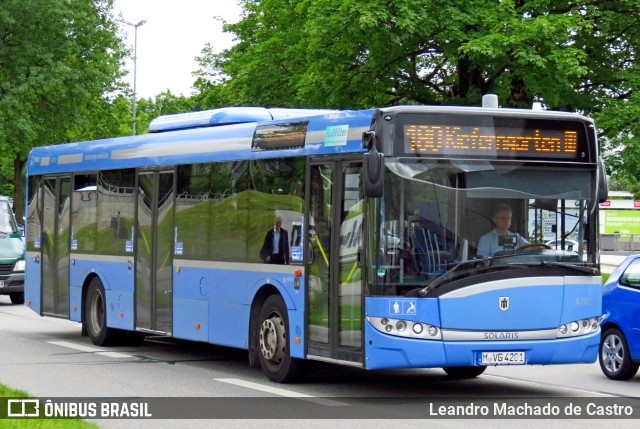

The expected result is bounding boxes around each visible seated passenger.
[477,204,529,257]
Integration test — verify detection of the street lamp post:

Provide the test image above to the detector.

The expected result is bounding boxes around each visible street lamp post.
[123,19,147,135]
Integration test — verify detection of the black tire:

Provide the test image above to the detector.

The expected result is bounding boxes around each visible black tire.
[443,366,487,379]
[121,331,146,346]
[599,327,640,380]
[85,277,120,346]
[256,294,305,383]
[9,292,24,305]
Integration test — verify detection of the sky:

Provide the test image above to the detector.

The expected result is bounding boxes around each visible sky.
[112,0,243,99]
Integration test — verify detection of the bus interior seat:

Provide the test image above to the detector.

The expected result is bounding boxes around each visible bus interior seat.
[411,226,449,278]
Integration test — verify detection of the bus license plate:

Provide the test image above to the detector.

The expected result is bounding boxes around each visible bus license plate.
[479,351,526,365]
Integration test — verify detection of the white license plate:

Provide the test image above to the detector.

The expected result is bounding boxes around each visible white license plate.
[0,280,4,288]
[479,351,526,365]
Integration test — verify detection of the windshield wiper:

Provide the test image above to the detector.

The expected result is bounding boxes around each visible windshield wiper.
[504,261,598,274]
[417,258,497,296]
[417,256,597,297]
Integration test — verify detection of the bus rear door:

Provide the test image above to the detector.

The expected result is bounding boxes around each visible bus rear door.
[41,175,71,318]
[135,170,175,334]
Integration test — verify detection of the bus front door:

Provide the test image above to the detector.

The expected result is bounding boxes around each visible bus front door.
[307,160,364,364]
[135,170,175,334]
[41,176,71,317]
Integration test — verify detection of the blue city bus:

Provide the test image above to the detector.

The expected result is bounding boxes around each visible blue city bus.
[25,95,607,382]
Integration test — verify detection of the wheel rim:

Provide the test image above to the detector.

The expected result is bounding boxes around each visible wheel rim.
[89,288,104,336]
[602,333,624,374]
[259,312,286,367]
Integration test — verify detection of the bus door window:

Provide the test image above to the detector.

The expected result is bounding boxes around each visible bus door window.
[307,163,332,347]
[41,176,71,317]
[307,160,363,361]
[337,162,363,355]
[135,170,175,334]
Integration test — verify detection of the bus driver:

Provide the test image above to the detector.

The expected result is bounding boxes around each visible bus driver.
[477,204,529,257]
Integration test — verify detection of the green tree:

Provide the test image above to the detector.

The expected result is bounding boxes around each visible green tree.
[595,91,640,197]
[196,0,640,192]
[193,43,236,108]
[196,0,595,108]
[135,91,197,133]
[0,0,126,221]
[194,0,314,107]
[67,94,137,142]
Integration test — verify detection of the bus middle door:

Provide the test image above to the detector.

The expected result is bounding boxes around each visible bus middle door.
[135,170,175,334]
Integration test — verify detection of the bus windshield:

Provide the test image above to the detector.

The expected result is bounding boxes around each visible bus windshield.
[369,159,596,295]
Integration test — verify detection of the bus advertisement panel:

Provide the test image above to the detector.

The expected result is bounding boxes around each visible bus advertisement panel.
[601,210,640,235]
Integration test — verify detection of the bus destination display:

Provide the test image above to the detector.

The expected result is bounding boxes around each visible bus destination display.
[404,124,580,159]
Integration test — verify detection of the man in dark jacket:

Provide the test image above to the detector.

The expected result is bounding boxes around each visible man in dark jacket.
[260,216,289,264]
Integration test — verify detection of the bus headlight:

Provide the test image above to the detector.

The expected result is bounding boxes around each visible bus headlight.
[412,323,424,335]
[557,317,600,338]
[367,316,442,340]
[571,321,580,332]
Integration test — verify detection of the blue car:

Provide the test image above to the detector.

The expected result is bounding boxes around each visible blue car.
[600,255,640,380]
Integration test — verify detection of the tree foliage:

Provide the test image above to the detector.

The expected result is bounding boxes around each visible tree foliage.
[0,0,126,220]
[194,0,640,194]
[196,0,597,108]
[2,0,640,209]
[135,91,197,132]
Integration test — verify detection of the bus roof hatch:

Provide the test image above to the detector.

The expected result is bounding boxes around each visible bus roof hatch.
[148,107,273,132]
[148,107,338,133]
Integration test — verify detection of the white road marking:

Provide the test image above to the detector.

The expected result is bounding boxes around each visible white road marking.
[48,340,132,358]
[216,378,350,407]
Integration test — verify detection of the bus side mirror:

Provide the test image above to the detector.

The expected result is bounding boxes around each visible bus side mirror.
[363,131,384,198]
[597,159,608,204]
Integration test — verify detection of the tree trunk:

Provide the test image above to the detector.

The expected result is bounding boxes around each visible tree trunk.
[13,156,25,225]
[455,54,487,102]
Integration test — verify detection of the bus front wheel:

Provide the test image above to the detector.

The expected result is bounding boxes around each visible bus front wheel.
[85,277,120,346]
[257,294,304,383]
[443,366,487,379]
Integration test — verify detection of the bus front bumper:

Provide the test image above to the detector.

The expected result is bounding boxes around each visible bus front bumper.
[364,324,599,369]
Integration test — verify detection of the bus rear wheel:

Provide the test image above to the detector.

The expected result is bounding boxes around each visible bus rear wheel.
[85,277,120,346]
[257,294,304,383]
[443,366,487,379]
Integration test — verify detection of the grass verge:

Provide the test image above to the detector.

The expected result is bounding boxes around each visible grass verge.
[0,384,98,428]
